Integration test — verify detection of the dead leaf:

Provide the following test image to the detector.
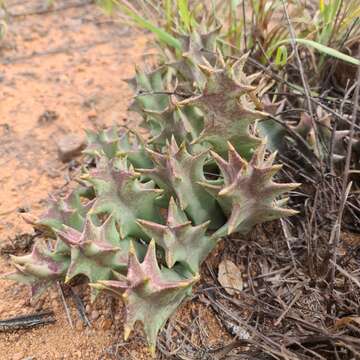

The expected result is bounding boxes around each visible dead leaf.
[334,316,360,329]
[218,259,243,295]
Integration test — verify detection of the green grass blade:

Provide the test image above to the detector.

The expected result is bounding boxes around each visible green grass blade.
[164,0,172,29]
[275,45,288,66]
[96,0,116,14]
[177,0,191,31]
[275,38,360,66]
[115,0,181,50]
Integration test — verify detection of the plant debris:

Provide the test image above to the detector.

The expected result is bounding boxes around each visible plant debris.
[217,260,243,296]
[0,311,55,332]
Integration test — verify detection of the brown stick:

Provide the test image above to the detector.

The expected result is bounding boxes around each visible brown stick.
[0,311,55,332]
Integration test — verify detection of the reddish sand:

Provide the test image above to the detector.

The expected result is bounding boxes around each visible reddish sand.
[0,1,152,358]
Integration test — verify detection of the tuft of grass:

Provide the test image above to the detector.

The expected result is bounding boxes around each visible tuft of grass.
[101,0,181,50]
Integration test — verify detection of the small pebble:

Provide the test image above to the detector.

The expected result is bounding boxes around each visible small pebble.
[90,310,100,321]
[86,110,97,120]
[57,134,85,162]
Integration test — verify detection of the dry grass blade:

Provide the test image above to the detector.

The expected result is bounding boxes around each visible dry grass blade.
[330,66,360,294]
[281,0,323,171]
[70,288,91,327]
[0,311,55,332]
[57,283,74,329]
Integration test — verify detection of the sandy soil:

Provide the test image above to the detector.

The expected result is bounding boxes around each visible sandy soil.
[0,0,149,240]
[0,2,228,359]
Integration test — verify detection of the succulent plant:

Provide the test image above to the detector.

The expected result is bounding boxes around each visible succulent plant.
[170,26,221,89]
[137,197,213,273]
[3,29,299,357]
[57,215,138,300]
[179,55,268,159]
[85,127,152,168]
[34,186,94,234]
[258,98,360,166]
[94,240,198,355]
[140,137,225,228]
[5,240,70,298]
[201,141,299,236]
[83,157,163,239]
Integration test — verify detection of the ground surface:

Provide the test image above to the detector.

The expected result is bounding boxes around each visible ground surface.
[0,1,159,358]
[2,2,359,360]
